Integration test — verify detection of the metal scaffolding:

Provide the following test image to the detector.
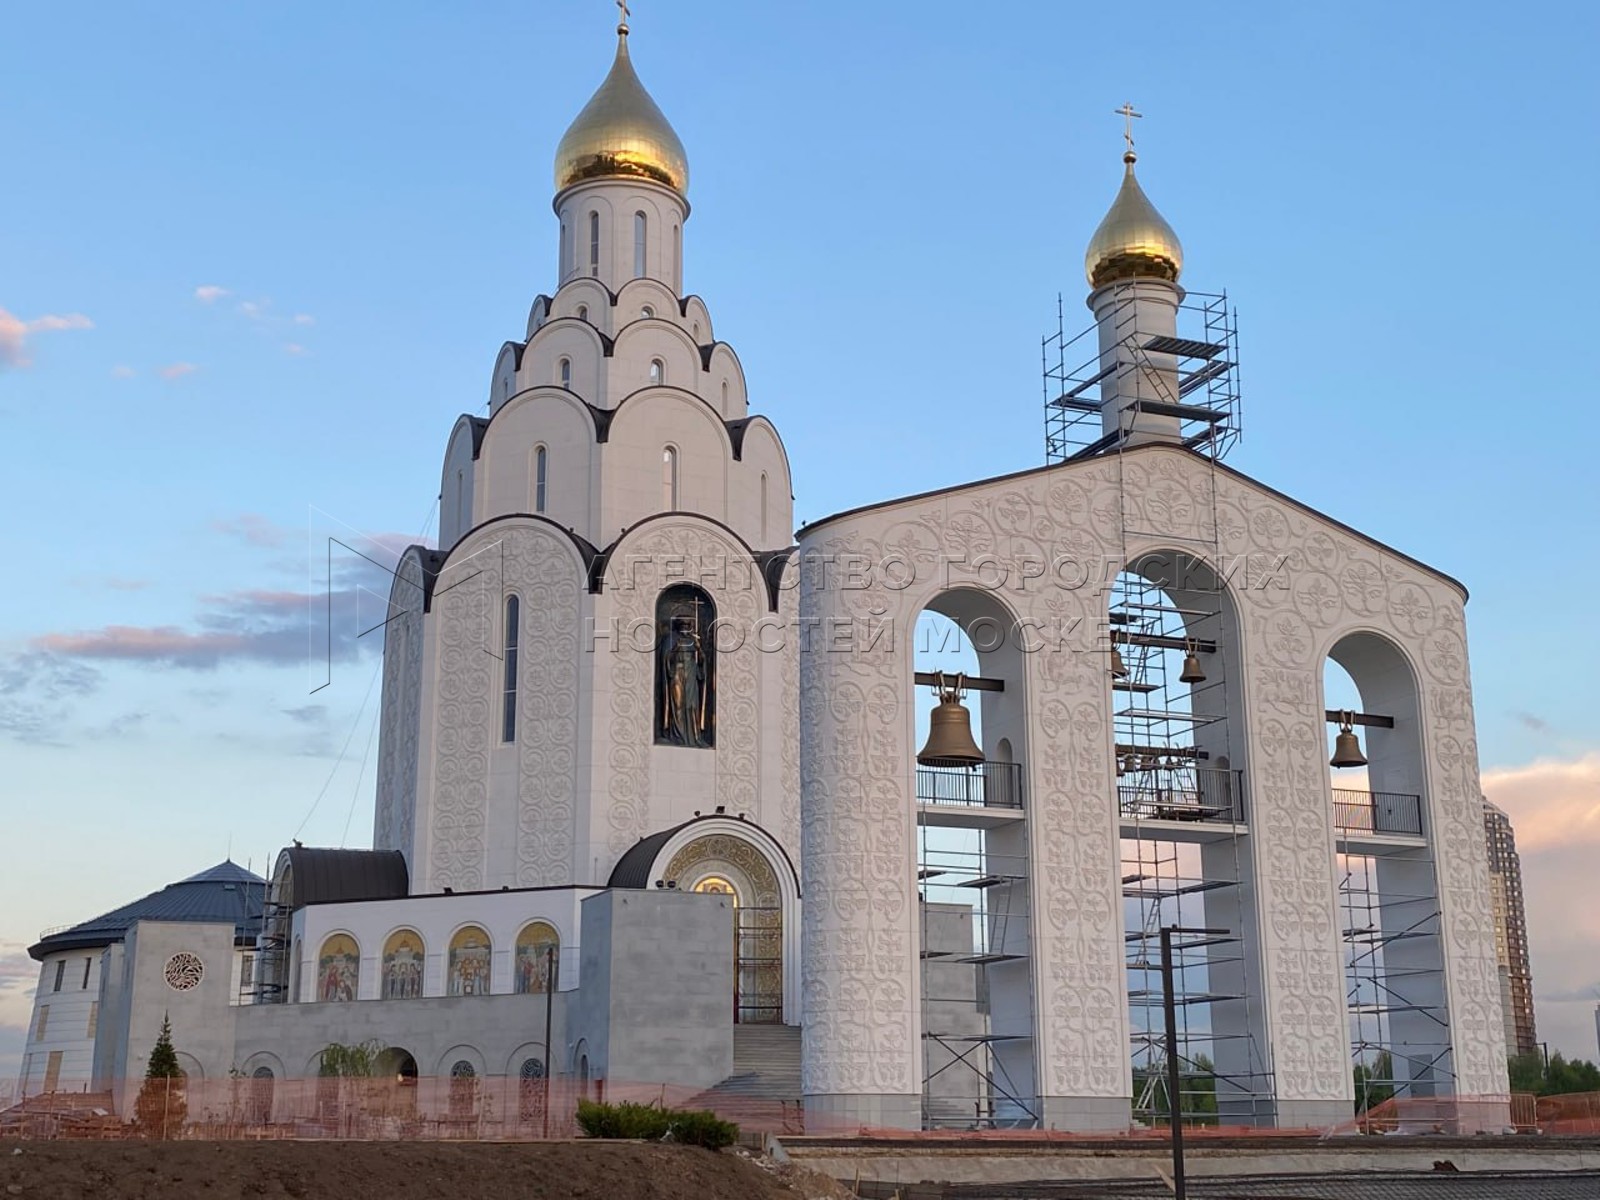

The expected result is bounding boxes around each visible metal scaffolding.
[1043,289,1241,466]
[916,793,1038,1129]
[1338,842,1453,1108]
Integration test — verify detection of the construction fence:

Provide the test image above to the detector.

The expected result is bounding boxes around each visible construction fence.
[4,1081,1598,1141]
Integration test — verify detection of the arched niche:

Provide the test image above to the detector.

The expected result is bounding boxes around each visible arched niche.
[655,583,716,748]
[316,934,359,1003]
[381,930,426,999]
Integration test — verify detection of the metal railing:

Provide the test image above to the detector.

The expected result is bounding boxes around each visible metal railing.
[1118,768,1244,825]
[915,761,1024,810]
[1333,789,1423,837]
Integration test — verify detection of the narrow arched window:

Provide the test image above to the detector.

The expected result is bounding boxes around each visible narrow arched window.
[673,224,681,277]
[502,595,520,742]
[558,357,571,388]
[649,358,664,386]
[760,472,769,543]
[634,211,647,278]
[588,212,600,277]
[559,220,568,276]
[721,380,728,410]
[640,305,654,319]
[576,304,588,322]
[534,446,548,514]
[663,446,679,510]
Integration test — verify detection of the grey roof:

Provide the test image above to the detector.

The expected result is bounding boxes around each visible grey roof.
[279,846,409,910]
[607,814,799,892]
[29,860,267,961]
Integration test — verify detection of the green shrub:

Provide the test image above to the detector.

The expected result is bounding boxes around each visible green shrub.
[666,1108,740,1150]
[575,1098,672,1140]
[573,1099,738,1149]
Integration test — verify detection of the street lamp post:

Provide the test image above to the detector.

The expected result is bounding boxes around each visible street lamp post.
[1159,925,1229,1200]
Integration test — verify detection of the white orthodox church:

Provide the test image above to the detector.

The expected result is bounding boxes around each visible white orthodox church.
[17,14,1509,1134]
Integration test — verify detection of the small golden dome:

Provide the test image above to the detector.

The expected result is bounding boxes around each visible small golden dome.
[1084,152,1183,288]
[554,25,689,198]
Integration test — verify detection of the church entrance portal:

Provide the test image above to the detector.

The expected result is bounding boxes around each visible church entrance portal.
[669,836,784,1024]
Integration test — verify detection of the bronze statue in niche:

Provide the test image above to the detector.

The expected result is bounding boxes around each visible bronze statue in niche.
[656,584,715,748]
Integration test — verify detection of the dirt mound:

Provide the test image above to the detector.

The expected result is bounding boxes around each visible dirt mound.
[0,1140,852,1200]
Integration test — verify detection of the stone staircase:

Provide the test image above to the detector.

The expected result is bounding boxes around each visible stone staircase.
[695,1023,802,1104]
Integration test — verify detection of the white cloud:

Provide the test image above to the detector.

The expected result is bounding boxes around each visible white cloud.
[159,362,198,380]
[0,308,94,368]
[194,285,229,304]
[284,342,306,356]
[292,313,315,326]
[238,299,267,320]
[110,364,136,379]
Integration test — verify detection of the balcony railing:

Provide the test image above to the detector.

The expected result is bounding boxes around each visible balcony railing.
[916,761,1024,810]
[1333,789,1423,837]
[1118,768,1244,825]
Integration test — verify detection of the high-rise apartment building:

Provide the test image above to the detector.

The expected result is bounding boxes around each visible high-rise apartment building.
[1484,800,1537,1057]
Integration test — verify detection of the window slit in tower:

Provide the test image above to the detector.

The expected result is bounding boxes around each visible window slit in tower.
[663,446,679,510]
[534,446,548,514]
[634,211,647,279]
[503,595,520,743]
[589,212,600,277]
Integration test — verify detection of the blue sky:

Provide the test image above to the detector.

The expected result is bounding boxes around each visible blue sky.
[2,0,1598,1076]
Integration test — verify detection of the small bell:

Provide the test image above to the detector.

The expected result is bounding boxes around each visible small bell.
[1110,645,1129,679]
[1330,712,1367,769]
[1179,640,1207,685]
[917,672,985,768]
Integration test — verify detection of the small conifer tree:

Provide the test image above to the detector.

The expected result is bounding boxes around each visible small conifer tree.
[134,1012,187,1138]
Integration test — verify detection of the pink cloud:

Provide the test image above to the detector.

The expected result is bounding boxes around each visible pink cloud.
[110,365,136,379]
[284,342,306,356]
[159,362,198,380]
[1483,753,1600,1060]
[210,514,290,548]
[0,308,94,368]
[194,285,229,303]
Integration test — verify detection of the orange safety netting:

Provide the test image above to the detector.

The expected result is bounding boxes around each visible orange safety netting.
[0,1075,809,1141]
[5,1083,1595,1141]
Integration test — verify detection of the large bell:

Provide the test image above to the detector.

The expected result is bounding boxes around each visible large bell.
[917,676,985,768]
[1330,715,1367,769]
[1179,641,1207,684]
[1110,646,1129,679]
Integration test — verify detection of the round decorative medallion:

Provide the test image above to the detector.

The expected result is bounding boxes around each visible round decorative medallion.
[163,952,204,992]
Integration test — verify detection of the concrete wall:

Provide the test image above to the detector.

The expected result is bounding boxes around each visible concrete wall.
[105,921,241,1116]
[571,889,734,1092]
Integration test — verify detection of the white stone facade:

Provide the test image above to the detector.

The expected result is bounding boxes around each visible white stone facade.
[797,445,1508,1127]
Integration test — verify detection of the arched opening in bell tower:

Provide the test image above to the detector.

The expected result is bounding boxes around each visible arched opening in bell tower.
[1324,633,1450,1112]
[1111,551,1271,1127]
[913,588,1036,1129]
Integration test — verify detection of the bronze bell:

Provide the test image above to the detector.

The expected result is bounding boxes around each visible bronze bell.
[917,673,985,768]
[1110,646,1129,679]
[1179,640,1207,685]
[1330,713,1367,768]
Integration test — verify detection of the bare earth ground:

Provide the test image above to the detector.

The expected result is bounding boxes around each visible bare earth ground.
[0,1140,856,1200]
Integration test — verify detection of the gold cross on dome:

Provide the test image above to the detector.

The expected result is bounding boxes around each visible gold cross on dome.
[1115,102,1142,154]
[616,0,631,30]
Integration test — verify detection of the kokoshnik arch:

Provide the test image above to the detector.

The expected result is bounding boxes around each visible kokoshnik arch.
[18,12,1507,1135]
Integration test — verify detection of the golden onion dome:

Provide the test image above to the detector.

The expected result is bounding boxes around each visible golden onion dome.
[1084,152,1183,289]
[554,23,689,198]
